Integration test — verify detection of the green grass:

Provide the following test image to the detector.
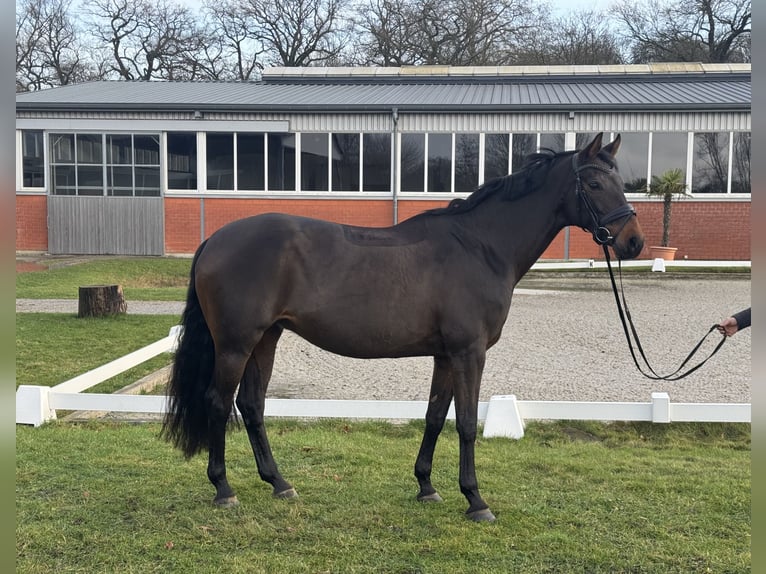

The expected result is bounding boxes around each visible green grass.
[16,313,177,392]
[15,259,751,571]
[16,257,191,300]
[16,257,750,301]
[16,419,750,573]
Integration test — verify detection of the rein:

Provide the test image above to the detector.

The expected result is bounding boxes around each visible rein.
[601,246,727,381]
[572,152,727,381]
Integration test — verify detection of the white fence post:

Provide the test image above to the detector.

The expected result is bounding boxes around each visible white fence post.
[482,395,525,439]
[652,392,671,423]
[16,385,56,427]
[169,325,182,352]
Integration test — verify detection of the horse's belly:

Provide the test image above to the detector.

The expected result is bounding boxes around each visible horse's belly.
[280,318,441,359]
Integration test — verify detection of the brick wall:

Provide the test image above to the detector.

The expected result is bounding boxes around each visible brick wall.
[164,197,750,260]
[15,195,48,251]
[203,198,394,238]
[633,201,750,261]
[18,194,750,260]
[164,198,202,254]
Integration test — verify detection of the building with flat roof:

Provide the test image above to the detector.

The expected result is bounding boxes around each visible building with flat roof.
[16,63,750,259]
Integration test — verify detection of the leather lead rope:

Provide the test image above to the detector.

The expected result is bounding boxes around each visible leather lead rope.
[602,244,727,381]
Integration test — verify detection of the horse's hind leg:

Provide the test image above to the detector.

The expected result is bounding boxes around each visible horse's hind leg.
[414,356,454,503]
[207,350,250,507]
[235,325,296,499]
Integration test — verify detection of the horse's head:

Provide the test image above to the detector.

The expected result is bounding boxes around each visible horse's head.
[571,133,644,260]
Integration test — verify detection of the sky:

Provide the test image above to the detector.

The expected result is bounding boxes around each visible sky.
[166,0,618,18]
[550,0,616,15]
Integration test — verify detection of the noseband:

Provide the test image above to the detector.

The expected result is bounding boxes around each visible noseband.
[572,154,635,245]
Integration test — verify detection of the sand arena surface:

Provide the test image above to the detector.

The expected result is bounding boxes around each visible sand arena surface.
[18,273,750,405]
[264,274,750,404]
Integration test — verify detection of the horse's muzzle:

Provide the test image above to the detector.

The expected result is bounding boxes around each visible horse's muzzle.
[612,217,644,260]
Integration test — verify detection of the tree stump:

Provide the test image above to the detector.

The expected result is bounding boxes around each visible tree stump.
[78,285,128,318]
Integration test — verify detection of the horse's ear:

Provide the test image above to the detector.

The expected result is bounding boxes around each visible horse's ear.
[603,134,621,157]
[579,132,603,160]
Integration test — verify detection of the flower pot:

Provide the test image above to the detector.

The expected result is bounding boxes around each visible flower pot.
[648,246,677,261]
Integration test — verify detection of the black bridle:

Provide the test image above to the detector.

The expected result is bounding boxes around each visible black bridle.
[572,153,636,246]
[573,153,726,381]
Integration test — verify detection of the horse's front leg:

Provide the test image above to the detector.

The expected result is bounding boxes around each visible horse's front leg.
[415,356,454,503]
[451,347,495,522]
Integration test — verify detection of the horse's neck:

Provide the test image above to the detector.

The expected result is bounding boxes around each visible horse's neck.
[461,184,569,281]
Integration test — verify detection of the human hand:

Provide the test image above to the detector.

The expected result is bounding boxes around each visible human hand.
[717,316,739,337]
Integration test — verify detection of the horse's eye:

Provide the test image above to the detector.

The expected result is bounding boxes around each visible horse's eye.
[588,181,601,190]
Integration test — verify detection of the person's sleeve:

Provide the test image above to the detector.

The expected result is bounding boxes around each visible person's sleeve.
[733,307,751,330]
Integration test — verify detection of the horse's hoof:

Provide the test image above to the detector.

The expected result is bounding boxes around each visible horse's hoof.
[417,492,443,503]
[466,508,496,522]
[213,495,239,508]
[273,487,298,499]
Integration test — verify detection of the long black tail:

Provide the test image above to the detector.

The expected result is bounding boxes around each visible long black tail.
[161,240,215,458]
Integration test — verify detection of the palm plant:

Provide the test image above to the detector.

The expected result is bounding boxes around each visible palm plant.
[642,168,688,247]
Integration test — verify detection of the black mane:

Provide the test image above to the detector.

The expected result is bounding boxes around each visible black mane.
[415,146,617,219]
[416,148,573,218]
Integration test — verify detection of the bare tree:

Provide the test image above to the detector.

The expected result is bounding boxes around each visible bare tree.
[354,0,544,66]
[243,0,348,67]
[515,9,624,65]
[84,0,206,80]
[201,0,264,79]
[16,0,91,91]
[611,0,750,63]
[353,0,418,65]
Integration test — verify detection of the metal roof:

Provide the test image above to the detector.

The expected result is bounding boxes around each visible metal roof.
[16,64,750,114]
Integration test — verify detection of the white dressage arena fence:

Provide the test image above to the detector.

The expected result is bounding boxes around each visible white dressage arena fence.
[16,326,750,438]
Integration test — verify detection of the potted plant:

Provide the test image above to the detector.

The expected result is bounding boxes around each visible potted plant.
[641,168,688,260]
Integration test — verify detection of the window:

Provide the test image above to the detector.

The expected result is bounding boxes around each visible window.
[49,132,160,196]
[455,134,479,193]
[362,133,390,192]
[133,135,161,196]
[268,133,295,191]
[692,133,729,194]
[301,133,329,191]
[50,134,76,195]
[167,132,197,190]
[575,132,599,150]
[105,134,160,197]
[731,132,751,194]
[106,134,132,196]
[238,133,265,190]
[332,134,360,192]
[49,133,103,196]
[484,134,509,181]
[618,133,649,193]
[74,134,102,196]
[539,133,565,152]
[428,134,451,192]
[207,133,234,190]
[651,133,688,182]
[22,130,44,188]
[401,133,425,192]
[511,134,536,172]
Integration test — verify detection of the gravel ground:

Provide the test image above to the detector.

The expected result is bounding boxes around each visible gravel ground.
[18,273,751,404]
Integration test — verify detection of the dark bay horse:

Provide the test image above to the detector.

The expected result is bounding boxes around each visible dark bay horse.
[162,132,644,522]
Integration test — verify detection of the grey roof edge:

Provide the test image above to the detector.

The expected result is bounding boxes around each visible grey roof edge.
[263,63,751,80]
[15,102,750,113]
